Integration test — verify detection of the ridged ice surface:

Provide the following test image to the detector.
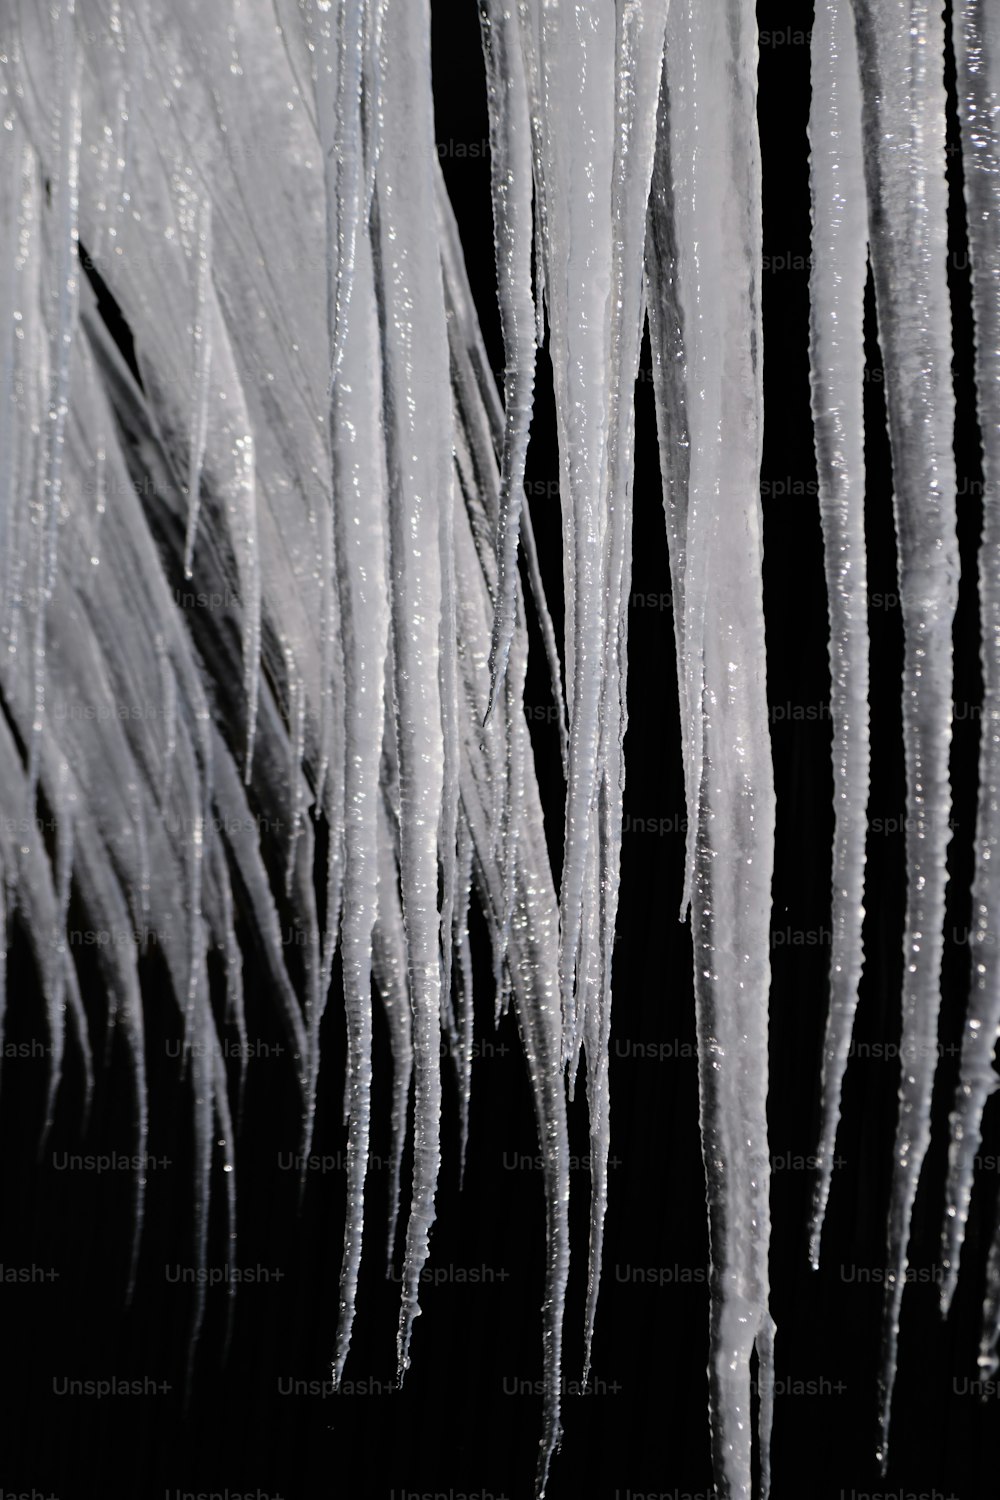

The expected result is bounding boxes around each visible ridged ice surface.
[807,0,871,1272]
[943,0,1000,1377]
[646,5,775,1495]
[849,0,959,1467]
[2,2,1000,1497]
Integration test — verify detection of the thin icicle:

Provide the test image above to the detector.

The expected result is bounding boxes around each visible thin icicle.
[520,501,569,774]
[806,0,871,1268]
[451,807,476,1182]
[27,0,80,805]
[183,195,213,580]
[325,0,365,403]
[849,0,959,1468]
[438,437,462,1117]
[373,791,413,1271]
[479,0,536,723]
[283,648,307,897]
[440,185,569,1487]
[941,0,1000,1335]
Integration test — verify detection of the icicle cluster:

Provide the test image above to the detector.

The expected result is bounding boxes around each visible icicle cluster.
[3,0,1000,1496]
[806,0,1000,1474]
[0,0,570,1486]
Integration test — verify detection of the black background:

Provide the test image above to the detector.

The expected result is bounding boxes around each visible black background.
[0,2,996,1497]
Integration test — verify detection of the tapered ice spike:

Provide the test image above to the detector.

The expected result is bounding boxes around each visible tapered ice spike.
[847,0,958,1465]
[646,3,775,1493]
[941,0,1000,1330]
[806,0,871,1271]
[479,0,537,725]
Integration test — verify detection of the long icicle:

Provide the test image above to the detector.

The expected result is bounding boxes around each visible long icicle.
[646,4,776,1493]
[941,0,1000,1349]
[321,17,391,1379]
[519,0,616,1060]
[807,0,872,1268]
[849,0,959,1468]
[480,0,536,724]
[583,0,669,1384]
[371,0,448,1385]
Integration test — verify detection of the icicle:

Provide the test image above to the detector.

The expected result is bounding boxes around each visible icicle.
[521,0,616,1061]
[236,425,261,784]
[325,0,365,403]
[283,648,307,897]
[0,715,65,1141]
[806,0,871,1268]
[444,239,569,1497]
[0,117,20,609]
[479,0,536,723]
[183,195,212,580]
[47,755,75,1135]
[438,434,462,1122]
[581,0,668,1375]
[849,0,959,1467]
[941,0,1000,1341]
[451,808,476,1183]
[373,791,413,1270]
[646,4,775,1494]
[70,818,149,1301]
[327,182,391,1386]
[27,0,80,805]
[213,830,248,1125]
[157,632,179,803]
[210,726,309,1074]
[581,801,607,1383]
[212,1046,239,1363]
[519,500,569,774]
[371,0,449,1385]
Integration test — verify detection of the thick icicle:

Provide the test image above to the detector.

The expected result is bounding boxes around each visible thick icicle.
[583,0,668,1378]
[942,1,1000,1344]
[518,0,615,1057]
[806,0,871,1267]
[326,179,391,1383]
[371,0,448,1384]
[646,4,776,1494]
[849,0,959,1466]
